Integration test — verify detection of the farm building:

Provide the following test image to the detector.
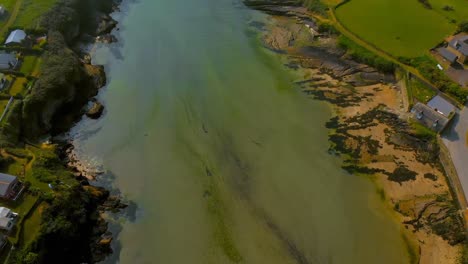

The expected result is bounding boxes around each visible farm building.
[0,207,17,231]
[0,173,20,200]
[4,29,26,46]
[447,34,468,64]
[0,53,19,70]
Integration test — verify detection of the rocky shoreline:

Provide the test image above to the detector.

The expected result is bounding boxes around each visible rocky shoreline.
[247,3,466,263]
[43,0,126,262]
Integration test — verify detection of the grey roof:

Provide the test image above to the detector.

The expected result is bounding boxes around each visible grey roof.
[0,53,17,70]
[449,35,468,56]
[437,48,458,62]
[427,95,455,117]
[0,173,17,197]
[5,29,26,45]
[411,103,449,132]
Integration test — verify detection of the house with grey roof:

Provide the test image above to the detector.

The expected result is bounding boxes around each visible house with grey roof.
[447,34,468,64]
[0,207,17,231]
[4,29,26,46]
[0,53,19,70]
[0,173,19,200]
[437,47,458,64]
[427,95,455,117]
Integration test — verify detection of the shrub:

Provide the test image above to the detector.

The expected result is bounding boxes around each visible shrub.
[338,36,396,73]
[459,21,468,33]
[301,0,328,16]
[403,56,468,103]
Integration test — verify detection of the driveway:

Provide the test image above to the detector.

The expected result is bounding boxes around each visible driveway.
[446,67,468,88]
[442,106,468,202]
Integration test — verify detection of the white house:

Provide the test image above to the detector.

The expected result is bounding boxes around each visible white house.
[0,207,17,231]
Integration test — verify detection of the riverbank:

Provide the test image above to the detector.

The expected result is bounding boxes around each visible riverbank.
[0,0,126,263]
[247,6,467,263]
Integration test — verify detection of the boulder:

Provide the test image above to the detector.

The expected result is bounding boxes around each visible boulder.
[86,100,104,119]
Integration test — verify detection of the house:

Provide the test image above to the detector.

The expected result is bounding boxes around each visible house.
[0,173,19,200]
[426,95,455,117]
[0,73,6,90]
[447,34,468,64]
[0,53,19,70]
[4,29,26,46]
[0,207,17,231]
[437,47,458,64]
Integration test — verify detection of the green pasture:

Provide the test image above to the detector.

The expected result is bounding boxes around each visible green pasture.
[335,0,458,57]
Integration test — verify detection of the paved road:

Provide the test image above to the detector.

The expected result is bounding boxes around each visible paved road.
[442,106,468,203]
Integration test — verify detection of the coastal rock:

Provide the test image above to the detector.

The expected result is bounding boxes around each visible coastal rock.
[99,237,112,246]
[96,14,118,35]
[85,64,107,88]
[96,34,117,44]
[86,100,105,119]
[84,185,110,202]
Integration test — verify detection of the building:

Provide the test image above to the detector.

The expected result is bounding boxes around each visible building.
[437,47,458,64]
[0,53,19,70]
[0,73,6,90]
[0,5,5,16]
[447,34,468,64]
[4,29,26,46]
[427,95,456,117]
[0,207,17,231]
[0,173,19,200]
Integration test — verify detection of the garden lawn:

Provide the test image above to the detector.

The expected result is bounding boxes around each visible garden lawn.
[20,56,38,76]
[409,78,437,103]
[335,0,457,57]
[20,202,44,247]
[8,77,27,96]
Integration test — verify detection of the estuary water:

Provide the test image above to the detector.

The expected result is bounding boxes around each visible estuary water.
[70,0,410,263]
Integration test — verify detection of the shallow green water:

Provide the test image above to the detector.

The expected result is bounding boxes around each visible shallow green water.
[71,0,410,263]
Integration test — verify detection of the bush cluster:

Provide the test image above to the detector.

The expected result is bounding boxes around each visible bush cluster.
[338,36,396,73]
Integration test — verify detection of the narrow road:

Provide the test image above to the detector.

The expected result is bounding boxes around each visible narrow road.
[0,0,23,36]
[442,106,468,205]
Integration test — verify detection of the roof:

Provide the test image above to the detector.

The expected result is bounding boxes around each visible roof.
[5,29,26,45]
[437,48,458,63]
[449,35,468,56]
[411,103,449,132]
[427,95,456,117]
[0,217,11,229]
[0,53,17,70]
[0,208,11,218]
[0,173,17,197]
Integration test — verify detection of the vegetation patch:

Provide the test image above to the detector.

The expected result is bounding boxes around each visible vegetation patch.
[338,36,396,73]
[386,166,417,183]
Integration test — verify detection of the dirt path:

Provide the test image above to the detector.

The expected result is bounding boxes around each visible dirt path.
[0,0,24,37]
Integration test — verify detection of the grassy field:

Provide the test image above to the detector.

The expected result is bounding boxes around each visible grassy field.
[430,0,468,22]
[0,0,18,28]
[13,0,58,28]
[335,0,457,57]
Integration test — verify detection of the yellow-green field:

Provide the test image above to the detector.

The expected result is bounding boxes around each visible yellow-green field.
[335,0,460,57]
